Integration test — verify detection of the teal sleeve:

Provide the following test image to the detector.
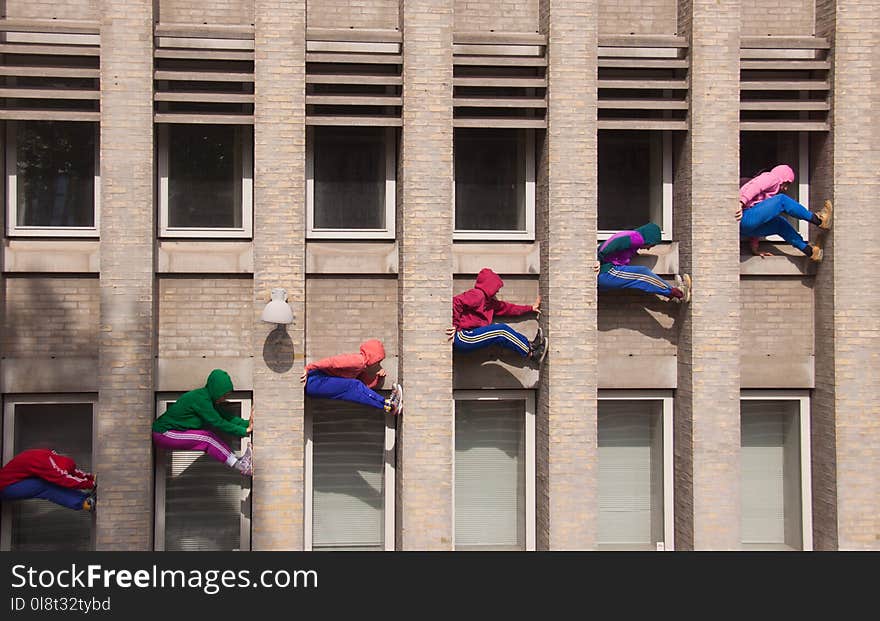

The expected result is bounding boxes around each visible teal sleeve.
[194,398,249,437]
[597,236,633,262]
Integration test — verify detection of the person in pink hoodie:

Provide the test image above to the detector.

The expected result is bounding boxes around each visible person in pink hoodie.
[446,268,547,363]
[735,164,833,261]
[300,339,403,415]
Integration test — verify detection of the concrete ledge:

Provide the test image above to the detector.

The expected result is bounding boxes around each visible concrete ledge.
[156,357,255,392]
[741,354,814,388]
[3,239,100,273]
[1,357,98,392]
[157,241,254,273]
[740,244,816,276]
[306,241,398,274]
[627,242,679,275]
[598,355,678,389]
[453,242,540,275]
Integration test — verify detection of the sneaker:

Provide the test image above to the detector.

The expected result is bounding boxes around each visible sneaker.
[677,274,692,303]
[235,444,253,476]
[530,326,544,350]
[82,491,97,512]
[815,200,833,230]
[529,331,548,364]
[388,383,404,415]
[809,243,824,262]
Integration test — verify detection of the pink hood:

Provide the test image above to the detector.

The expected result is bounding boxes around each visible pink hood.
[740,164,795,209]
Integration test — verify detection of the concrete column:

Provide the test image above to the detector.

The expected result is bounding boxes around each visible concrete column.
[251,0,307,550]
[95,0,155,550]
[674,0,742,550]
[536,0,599,550]
[396,0,454,550]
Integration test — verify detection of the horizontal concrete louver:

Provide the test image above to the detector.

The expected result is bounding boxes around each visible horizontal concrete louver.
[0,18,100,122]
[452,31,547,129]
[305,28,402,127]
[739,36,831,132]
[153,23,255,125]
[597,35,689,131]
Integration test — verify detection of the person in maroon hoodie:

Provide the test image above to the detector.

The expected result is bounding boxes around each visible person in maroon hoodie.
[0,449,96,511]
[447,268,546,363]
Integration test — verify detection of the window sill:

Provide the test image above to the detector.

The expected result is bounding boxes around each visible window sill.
[157,239,253,273]
[3,238,100,273]
[739,244,816,276]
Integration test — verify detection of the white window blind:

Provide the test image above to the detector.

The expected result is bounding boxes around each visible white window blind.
[311,401,385,551]
[455,399,525,551]
[160,400,250,551]
[741,400,802,550]
[598,400,664,550]
[10,402,93,551]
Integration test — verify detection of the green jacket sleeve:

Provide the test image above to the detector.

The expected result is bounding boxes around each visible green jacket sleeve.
[194,396,249,437]
[597,236,633,263]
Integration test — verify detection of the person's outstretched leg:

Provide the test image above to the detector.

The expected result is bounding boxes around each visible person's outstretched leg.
[152,429,237,466]
[749,216,810,252]
[453,323,531,357]
[598,265,677,298]
[306,371,388,410]
[741,194,815,236]
[0,477,89,510]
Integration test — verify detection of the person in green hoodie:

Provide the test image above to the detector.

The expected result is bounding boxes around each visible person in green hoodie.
[152,369,254,476]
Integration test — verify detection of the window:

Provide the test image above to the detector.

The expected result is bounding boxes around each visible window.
[454,128,535,240]
[598,392,673,551]
[454,391,535,551]
[304,398,395,551]
[158,124,253,238]
[306,126,396,239]
[740,131,809,241]
[598,130,671,240]
[740,392,812,551]
[153,395,252,551]
[5,121,99,237]
[1,396,95,551]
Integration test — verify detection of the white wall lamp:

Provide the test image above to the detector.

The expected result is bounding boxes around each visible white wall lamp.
[261,288,293,325]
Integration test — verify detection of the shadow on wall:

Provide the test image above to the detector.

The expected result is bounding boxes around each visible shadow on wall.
[598,289,681,349]
[262,325,294,374]
[452,314,541,389]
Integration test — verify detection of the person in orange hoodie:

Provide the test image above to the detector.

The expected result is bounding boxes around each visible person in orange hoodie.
[300,339,403,415]
[0,449,96,512]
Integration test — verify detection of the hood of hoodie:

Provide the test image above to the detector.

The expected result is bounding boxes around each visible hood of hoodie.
[205,369,234,401]
[635,222,662,246]
[770,164,795,185]
[359,339,386,366]
[474,268,503,298]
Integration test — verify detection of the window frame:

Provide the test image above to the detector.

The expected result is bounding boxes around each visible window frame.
[740,389,813,551]
[153,393,252,552]
[157,123,254,239]
[597,389,674,551]
[0,394,97,551]
[453,129,536,242]
[303,400,396,551]
[305,126,397,240]
[5,120,101,238]
[453,390,536,551]
[597,130,672,242]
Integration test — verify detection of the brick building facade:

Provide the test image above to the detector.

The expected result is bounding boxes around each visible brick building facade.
[0,0,877,551]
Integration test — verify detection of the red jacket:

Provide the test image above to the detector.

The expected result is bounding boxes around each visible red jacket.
[452,268,534,330]
[0,449,95,491]
[305,339,386,389]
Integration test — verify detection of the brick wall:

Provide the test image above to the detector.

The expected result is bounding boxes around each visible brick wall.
[306,276,398,362]
[157,0,254,25]
[307,0,399,30]
[598,293,679,356]
[3,277,99,358]
[741,276,813,358]
[741,0,814,36]
[599,0,678,36]
[454,0,540,33]
[4,0,98,20]
[158,277,252,359]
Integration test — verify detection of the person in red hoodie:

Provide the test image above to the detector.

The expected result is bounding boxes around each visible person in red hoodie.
[447,268,546,363]
[300,339,403,415]
[0,449,96,512]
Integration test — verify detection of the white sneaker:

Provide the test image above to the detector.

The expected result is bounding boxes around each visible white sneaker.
[235,444,253,476]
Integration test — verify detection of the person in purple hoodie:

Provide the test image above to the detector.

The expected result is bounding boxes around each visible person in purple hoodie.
[592,222,692,302]
[735,164,832,261]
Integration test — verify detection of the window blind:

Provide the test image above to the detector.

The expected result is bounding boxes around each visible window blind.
[11,402,93,551]
[741,400,802,550]
[311,400,385,551]
[598,400,664,550]
[455,399,525,551]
